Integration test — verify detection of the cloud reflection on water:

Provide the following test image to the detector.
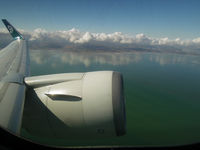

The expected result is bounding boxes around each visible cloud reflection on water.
[30,50,200,67]
[149,53,200,66]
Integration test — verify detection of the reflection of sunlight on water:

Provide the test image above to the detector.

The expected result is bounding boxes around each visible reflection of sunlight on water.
[30,50,200,67]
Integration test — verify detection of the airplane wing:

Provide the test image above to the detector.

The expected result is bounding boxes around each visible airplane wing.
[0,19,126,144]
[0,19,29,135]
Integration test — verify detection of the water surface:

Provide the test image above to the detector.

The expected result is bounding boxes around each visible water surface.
[22,50,200,147]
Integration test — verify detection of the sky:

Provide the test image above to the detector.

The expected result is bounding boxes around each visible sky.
[0,0,200,39]
[0,0,200,54]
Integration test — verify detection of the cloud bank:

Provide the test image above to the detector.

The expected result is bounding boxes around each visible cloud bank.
[1,28,200,54]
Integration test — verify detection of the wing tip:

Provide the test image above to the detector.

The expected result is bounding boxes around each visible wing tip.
[1,19,24,40]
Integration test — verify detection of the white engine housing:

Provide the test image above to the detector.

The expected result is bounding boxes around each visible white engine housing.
[22,71,126,139]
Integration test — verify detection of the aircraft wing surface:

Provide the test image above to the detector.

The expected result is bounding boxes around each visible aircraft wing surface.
[0,20,29,135]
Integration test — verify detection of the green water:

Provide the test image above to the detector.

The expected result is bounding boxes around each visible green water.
[22,50,200,147]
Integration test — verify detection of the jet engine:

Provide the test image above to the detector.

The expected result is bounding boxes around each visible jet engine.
[22,71,126,139]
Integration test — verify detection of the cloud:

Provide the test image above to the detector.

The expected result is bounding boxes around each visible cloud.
[0,27,200,54]
[193,37,200,43]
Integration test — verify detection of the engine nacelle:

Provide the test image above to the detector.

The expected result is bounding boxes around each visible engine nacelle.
[23,71,126,139]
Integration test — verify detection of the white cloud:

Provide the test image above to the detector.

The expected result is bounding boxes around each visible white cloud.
[0,28,7,33]
[1,28,200,54]
[29,28,48,41]
[192,37,200,43]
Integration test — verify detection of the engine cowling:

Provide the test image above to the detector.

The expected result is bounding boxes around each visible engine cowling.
[23,71,126,139]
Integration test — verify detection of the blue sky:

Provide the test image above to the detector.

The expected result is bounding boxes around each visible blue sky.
[0,0,200,39]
